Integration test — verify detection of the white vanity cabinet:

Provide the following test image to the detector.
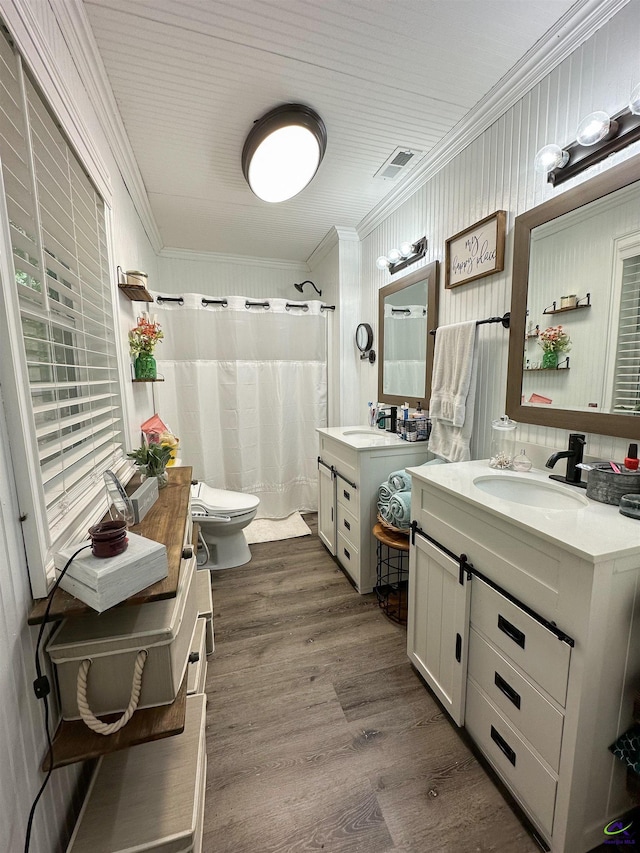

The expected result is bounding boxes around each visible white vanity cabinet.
[406,460,640,853]
[317,427,430,593]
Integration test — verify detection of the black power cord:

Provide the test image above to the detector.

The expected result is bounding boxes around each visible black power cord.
[24,544,91,853]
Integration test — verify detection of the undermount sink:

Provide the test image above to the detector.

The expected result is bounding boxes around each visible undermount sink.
[473,474,590,509]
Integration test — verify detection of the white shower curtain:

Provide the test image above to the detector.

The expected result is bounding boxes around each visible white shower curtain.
[153,294,328,518]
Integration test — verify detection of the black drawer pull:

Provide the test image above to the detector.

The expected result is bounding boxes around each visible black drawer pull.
[494,672,521,709]
[343,489,351,501]
[498,614,525,649]
[343,519,351,531]
[491,725,516,766]
[188,652,200,664]
[455,633,462,663]
[343,547,351,560]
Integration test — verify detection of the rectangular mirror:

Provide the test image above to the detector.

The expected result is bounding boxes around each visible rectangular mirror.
[378,261,439,408]
[506,152,640,440]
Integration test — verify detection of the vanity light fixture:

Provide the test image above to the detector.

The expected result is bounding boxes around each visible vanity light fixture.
[242,104,327,203]
[375,236,427,275]
[293,280,322,296]
[539,85,640,187]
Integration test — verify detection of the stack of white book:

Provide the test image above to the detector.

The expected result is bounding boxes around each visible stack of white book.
[54,531,169,612]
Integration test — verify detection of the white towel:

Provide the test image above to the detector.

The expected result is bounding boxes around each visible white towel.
[429,321,477,427]
[428,323,478,463]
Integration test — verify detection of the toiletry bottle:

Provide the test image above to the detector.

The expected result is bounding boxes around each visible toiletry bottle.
[403,402,409,421]
[412,401,423,418]
[512,448,533,473]
[625,443,639,471]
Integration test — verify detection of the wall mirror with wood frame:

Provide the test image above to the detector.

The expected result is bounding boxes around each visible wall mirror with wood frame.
[377,261,439,409]
[506,152,640,440]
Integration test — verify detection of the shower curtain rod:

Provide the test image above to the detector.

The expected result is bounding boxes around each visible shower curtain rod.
[429,311,510,336]
[155,295,335,310]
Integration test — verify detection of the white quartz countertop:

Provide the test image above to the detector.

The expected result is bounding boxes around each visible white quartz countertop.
[406,459,640,562]
[317,425,421,451]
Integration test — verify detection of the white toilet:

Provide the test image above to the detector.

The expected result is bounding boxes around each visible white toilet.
[190,482,260,570]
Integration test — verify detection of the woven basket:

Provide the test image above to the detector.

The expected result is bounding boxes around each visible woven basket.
[377,513,410,536]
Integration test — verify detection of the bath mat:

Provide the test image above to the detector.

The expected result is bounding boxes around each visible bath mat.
[244,511,312,544]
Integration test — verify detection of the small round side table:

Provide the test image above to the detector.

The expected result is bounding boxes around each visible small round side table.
[373,522,410,625]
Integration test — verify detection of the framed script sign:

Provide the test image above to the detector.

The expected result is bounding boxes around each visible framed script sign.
[445,210,506,289]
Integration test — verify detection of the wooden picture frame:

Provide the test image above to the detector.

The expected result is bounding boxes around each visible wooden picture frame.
[445,210,506,289]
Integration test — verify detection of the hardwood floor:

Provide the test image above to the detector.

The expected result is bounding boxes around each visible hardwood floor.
[202,515,541,853]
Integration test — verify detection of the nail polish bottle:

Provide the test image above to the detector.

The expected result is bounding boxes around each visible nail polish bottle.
[624,443,639,471]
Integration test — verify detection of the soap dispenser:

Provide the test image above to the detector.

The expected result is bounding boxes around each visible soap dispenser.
[489,415,517,469]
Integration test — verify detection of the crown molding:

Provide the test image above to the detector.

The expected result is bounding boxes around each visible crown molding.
[357,0,631,239]
[50,0,163,252]
[307,225,359,269]
[159,247,309,270]
[0,0,112,203]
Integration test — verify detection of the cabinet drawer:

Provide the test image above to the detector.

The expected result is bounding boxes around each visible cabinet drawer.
[470,577,571,706]
[187,617,207,696]
[337,532,360,583]
[337,475,359,516]
[337,502,359,546]
[467,627,563,772]
[465,679,557,838]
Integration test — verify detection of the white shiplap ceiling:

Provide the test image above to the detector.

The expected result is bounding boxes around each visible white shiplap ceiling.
[83,0,583,262]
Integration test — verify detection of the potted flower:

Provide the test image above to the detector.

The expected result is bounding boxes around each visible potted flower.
[129,315,164,380]
[538,324,571,369]
[127,441,173,489]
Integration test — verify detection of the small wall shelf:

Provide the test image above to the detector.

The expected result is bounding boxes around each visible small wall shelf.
[524,366,570,371]
[132,378,164,383]
[543,293,591,315]
[118,283,154,302]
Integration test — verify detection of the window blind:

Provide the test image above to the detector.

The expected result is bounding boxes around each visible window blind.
[612,253,640,414]
[0,30,125,580]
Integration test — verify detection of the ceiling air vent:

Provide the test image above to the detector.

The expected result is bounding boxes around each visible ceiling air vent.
[374,147,423,181]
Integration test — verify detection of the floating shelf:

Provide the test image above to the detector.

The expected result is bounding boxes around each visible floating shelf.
[543,294,591,315]
[118,282,154,302]
[132,378,164,383]
[524,367,570,371]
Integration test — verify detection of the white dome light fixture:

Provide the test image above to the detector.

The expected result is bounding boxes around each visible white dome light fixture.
[242,104,327,203]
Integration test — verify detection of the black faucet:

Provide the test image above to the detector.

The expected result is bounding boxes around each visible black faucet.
[546,433,587,488]
[377,406,398,433]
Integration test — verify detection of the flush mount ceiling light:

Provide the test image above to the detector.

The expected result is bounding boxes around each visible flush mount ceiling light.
[242,104,327,203]
[376,236,427,275]
[539,89,640,187]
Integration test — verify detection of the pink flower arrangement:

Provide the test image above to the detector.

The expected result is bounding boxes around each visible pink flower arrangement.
[129,316,164,356]
[538,324,571,354]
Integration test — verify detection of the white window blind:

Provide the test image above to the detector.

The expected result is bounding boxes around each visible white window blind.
[0,29,126,590]
[612,253,640,414]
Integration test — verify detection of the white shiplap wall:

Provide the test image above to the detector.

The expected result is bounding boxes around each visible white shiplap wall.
[360,0,640,463]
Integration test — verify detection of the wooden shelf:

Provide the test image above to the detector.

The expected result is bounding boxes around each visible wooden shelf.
[132,378,164,383]
[42,673,188,770]
[524,367,570,371]
[28,466,193,625]
[542,295,591,315]
[118,283,153,302]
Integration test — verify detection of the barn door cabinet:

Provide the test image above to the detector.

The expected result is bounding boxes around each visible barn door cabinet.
[31,467,211,853]
[317,427,430,593]
[406,460,640,853]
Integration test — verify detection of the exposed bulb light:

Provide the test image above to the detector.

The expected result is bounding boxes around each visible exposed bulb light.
[376,237,427,275]
[534,143,569,175]
[575,111,617,146]
[399,241,414,257]
[242,104,327,203]
[387,248,402,264]
[376,256,390,270]
[629,82,640,116]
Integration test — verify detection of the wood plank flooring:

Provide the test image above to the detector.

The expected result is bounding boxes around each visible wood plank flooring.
[202,515,542,853]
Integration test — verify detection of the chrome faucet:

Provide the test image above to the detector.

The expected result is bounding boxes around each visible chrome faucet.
[377,406,398,433]
[546,433,587,488]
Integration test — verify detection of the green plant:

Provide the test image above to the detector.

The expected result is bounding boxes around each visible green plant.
[127,441,172,477]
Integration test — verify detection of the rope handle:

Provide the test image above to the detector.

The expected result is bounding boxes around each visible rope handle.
[76,649,148,736]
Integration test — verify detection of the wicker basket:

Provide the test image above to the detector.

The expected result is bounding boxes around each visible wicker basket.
[377,512,410,536]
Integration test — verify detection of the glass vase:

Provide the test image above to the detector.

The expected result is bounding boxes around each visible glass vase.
[134,352,157,380]
[139,468,169,489]
[542,350,559,370]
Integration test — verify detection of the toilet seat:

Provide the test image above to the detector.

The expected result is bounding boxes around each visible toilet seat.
[191,483,260,518]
